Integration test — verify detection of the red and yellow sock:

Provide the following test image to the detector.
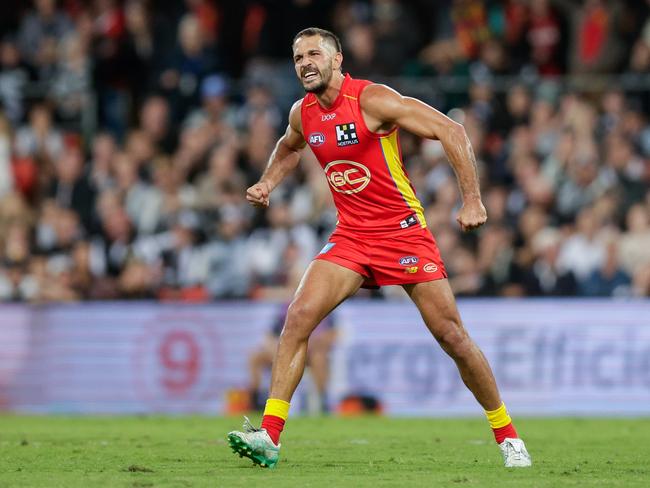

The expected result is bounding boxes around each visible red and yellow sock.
[485,402,518,444]
[261,398,290,445]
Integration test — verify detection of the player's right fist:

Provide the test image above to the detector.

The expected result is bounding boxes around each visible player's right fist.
[246,181,271,207]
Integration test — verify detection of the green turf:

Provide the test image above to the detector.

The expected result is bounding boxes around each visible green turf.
[0,415,649,487]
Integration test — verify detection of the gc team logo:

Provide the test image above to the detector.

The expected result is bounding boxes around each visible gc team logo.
[308,132,325,147]
[423,263,438,273]
[324,160,371,194]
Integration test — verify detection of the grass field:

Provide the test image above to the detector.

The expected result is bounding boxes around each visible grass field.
[1,415,649,487]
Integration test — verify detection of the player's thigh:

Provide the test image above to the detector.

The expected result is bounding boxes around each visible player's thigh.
[403,278,467,341]
[285,260,364,333]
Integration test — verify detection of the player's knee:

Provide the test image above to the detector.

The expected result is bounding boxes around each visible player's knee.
[282,301,318,342]
[437,324,472,359]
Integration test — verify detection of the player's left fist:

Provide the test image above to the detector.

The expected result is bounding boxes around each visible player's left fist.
[456,200,487,232]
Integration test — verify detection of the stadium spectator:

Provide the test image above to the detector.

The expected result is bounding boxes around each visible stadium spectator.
[206,203,250,299]
[581,236,631,296]
[0,0,649,302]
[527,0,564,75]
[477,224,525,296]
[527,227,578,296]
[14,103,64,164]
[121,0,173,118]
[0,38,30,124]
[246,196,318,291]
[50,33,90,130]
[112,151,160,235]
[86,131,116,202]
[557,206,608,287]
[160,13,220,121]
[341,23,378,79]
[17,0,73,68]
[138,95,175,154]
[618,203,650,281]
[49,145,95,231]
[567,0,625,74]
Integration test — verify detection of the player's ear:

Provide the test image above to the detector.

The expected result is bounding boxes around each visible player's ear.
[333,52,343,71]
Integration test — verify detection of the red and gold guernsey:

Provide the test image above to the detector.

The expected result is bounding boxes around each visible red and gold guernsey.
[301,74,426,235]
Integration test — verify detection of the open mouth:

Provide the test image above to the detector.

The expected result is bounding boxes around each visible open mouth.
[302,70,319,81]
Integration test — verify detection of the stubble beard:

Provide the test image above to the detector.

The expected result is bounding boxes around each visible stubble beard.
[303,66,333,95]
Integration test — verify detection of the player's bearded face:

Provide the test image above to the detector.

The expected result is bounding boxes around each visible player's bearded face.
[301,62,333,94]
[293,36,337,95]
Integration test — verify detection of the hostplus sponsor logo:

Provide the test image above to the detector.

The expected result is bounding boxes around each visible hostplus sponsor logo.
[335,123,359,146]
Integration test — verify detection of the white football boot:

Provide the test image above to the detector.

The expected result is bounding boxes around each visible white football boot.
[227,417,280,468]
[499,437,532,467]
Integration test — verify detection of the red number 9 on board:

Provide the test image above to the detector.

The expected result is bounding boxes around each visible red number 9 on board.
[158,330,200,394]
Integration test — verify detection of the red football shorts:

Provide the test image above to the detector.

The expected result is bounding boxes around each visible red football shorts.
[314,226,447,287]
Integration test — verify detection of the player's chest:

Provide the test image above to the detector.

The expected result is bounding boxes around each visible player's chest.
[304,113,370,160]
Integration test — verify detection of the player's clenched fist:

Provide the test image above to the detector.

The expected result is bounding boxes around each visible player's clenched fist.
[246,181,272,207]
[456,199,487,232]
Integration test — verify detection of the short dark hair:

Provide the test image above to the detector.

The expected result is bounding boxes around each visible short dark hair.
[293,27,342,53]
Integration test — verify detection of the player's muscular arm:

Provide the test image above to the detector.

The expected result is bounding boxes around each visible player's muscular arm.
[360,84,487,231]
[246,100,307,207]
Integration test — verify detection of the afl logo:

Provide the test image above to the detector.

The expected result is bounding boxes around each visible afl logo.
[324,160,371,194]
[308,132,325,147]
[399,256,419,266]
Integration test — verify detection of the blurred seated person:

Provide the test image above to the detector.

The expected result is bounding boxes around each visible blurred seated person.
[248,304,337,413]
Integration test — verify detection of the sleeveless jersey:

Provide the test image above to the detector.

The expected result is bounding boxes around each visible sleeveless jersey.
[301,74,426,235]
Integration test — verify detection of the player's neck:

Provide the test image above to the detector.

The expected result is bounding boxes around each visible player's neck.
[315,72,345,109]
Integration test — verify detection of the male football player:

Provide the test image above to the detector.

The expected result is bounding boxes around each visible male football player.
[228,27,531,469]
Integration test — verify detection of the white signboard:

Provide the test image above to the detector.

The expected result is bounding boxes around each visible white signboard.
[1,300,649,415]
[0,303,279,414]
[330,300,650,416]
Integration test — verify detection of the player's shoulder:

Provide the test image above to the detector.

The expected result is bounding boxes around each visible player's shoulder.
[359,83,402,104]
[359,82,404,117]
[290,98,305,113]
[288,98,305,131]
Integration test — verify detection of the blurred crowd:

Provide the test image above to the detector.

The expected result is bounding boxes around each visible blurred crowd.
[0,0,649,302]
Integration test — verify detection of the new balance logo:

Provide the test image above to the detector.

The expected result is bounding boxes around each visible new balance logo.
[335,123,359,146]
[399,214,418,229]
